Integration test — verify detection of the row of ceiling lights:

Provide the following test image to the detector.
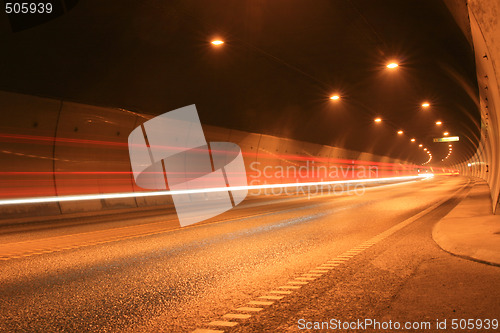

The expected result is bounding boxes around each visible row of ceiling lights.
[329,61,453,165]
[211,40,451,165]
[442,144,453,161]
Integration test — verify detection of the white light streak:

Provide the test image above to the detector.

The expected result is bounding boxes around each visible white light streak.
[0,174,434,206]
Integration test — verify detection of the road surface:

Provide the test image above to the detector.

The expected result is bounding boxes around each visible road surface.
[0,176,498,332]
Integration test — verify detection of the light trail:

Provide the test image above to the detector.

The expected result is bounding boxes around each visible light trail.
[0,174,434,206]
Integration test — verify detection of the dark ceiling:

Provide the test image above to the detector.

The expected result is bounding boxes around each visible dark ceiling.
[0,0,480,165]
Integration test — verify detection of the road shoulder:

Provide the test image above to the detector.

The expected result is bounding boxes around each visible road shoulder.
[432,179,500,266]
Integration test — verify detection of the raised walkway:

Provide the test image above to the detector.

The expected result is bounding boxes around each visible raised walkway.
[433,178,500,266]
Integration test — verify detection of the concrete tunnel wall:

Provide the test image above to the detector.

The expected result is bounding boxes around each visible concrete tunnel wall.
[0,90,425,221]
[446,0,500,213]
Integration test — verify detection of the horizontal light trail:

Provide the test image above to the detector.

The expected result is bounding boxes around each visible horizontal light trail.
[0,174,434,206]
[0,133,451,170]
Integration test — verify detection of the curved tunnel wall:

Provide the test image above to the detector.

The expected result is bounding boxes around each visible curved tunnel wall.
[450,0,500,213]
[0,90,432,221]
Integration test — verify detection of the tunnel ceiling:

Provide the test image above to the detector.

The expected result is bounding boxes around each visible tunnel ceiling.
[0,0,480,165]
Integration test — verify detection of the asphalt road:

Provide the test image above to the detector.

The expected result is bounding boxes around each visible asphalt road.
[0,176,498,332]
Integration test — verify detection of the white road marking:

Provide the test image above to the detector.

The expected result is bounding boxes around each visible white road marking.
[223,313,251,319]
[192,329,225,333]
[248,301,274,306]
[208,321,238,327]
[236,307,263,312]
[259,295,285,300]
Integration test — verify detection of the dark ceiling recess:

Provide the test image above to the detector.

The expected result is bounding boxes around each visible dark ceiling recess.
[0,0,479,164]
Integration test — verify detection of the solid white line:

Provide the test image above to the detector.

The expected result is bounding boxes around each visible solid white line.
[0,174,433,206]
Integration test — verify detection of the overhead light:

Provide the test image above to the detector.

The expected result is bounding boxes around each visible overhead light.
[211,40,224,46]
[410,138,416,142]
[330,95,340,100]
[419,144,423,147]
[387,63,398,69]
[443,132,449,136]
[397,130,403,135]
[422,102,430,108]
[374,117,382,123]
[435,121,442,125]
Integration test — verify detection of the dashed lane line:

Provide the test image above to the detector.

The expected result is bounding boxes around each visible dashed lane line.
[208,321,238,327]
[223,314,252,320]
[235,307,263,312]
[259,295,284,300]
[248,301,273,306]
[279,285,301,289]
[270,290,293,295]
[287,281,308,285]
